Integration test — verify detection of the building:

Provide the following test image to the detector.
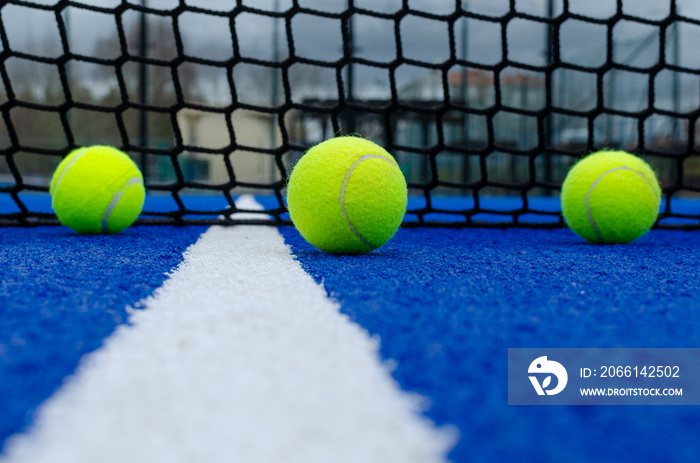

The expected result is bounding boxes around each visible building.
[175,108,294,189]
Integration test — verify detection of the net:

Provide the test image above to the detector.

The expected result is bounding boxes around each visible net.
[0,0,698,228]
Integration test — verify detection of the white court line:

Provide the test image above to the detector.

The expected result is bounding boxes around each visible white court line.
[1,195,456,463]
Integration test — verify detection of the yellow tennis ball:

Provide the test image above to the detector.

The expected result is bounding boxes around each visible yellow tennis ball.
[50,146,145,234]
[287,136,408,254]
[561,150,661,244]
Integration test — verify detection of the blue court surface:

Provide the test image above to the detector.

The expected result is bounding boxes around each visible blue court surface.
[280,226,700,462]
[1,195,699,462]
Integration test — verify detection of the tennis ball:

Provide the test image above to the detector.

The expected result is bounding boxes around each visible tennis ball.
[50,146,145,234]
[561,150,661,244]
[287,136,408,254]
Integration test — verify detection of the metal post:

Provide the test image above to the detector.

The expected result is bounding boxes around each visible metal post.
[345,1,356,134]
[64,7,71,126]
[672,1,680,142]
[544,0,554,191]
[139,1,149,182]
[270,0,280,182]
[558,68,566,138]
[461,1,470,182]
[606,71,615,144]
[461,1,468,108]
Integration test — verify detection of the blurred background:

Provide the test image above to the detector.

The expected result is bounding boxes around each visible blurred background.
[1,0,699,201]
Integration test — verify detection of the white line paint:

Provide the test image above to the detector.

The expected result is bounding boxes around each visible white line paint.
[1,195,456,463]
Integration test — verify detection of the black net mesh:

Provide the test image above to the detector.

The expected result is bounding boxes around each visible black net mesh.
[0,0,698,228]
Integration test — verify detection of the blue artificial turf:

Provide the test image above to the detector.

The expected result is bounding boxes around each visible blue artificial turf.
[3,191,700,461]
[279,226,700,463]
[0,226,205,451]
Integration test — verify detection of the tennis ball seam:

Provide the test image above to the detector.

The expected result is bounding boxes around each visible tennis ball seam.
[101,176,144,233]
[585,166,660,243]
[339,154,396,249]
[50,147,89,203]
